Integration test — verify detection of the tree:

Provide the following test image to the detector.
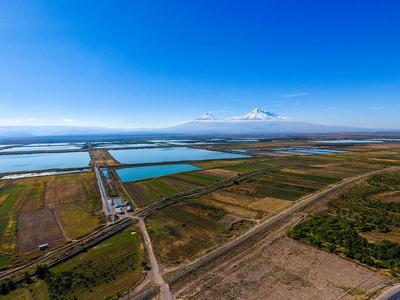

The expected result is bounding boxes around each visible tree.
[7,279,15,291]
[24,269,31,282]
[35,263,49,279]
[0,282,9,295]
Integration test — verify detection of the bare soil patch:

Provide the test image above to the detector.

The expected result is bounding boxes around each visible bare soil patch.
[247,197,292,213]
[173,236,389,300]
[207,191,253,207]
[18,208,65,252]
[44,181,86,207]
[197,197,261,219]
[370,191,400,202]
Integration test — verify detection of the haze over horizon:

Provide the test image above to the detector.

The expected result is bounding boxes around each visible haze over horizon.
[1,1,399,129]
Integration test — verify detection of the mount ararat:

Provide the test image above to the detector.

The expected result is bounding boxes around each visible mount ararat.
[0,108,391,138]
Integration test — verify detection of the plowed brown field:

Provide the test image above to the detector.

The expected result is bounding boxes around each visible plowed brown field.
[18,208,65,252]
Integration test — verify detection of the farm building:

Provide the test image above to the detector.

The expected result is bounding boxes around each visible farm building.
[113,198,123,207]
[39,244,49,250]
[115,207,123,214]
[126,205,133,212]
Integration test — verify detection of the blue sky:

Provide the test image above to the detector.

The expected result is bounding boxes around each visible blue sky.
[0,1,399,129]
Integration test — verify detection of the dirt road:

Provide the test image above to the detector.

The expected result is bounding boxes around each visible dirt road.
[133,216,173,300]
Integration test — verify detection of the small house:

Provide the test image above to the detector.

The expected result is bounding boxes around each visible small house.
[39,244,49,250]
[113,198,123,208]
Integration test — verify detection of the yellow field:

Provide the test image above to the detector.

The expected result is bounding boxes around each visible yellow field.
[198,196,261,219]
[56,203,101,239]
[247,197,292,213]
[196,168,238,179]
[207,191,254,207]
[280,168,310,175]
[0,194,10,207]
[1,215,17,253]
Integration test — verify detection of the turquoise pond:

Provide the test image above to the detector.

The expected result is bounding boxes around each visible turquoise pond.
[313,139,400,144]
[101,169,109,178]
[116,164,201,182]
[92,143,159,148]
[0,152,91,173]
[272,148,348,154]
[0,143,84,152]
[109,147,248,165]
[312,139,383,144]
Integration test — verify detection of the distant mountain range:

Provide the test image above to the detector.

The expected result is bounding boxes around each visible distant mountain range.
[0,108,395,139]
[0,126,132,138]
[194,108,287,121]
[166,108,379,134]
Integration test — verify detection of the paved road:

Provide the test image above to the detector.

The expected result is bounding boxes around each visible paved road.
[376,285,400,300]
[94,164,114,222]
[134,216,173,300]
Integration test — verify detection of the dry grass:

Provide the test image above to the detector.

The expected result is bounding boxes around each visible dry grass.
[360,231,400,244]
[196,169,238,179]
[92,150,120,166]
[44,180,86,207]
[226,183,259,194]
[197,196,261,219]
[280,168,310,175]
[206,191,253,207]
[146,211,217,265]
[173,236,389,300]
[247,197,292,213]
[0,194,11,207]
[56,203,101,239]
[14,189,32,213]
[1,215,18,253]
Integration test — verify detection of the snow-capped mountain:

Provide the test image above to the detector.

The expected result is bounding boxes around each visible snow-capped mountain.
[167,108,380,134]
[229,108,288,120]
[0,109,389,139]
[196,113,218,120]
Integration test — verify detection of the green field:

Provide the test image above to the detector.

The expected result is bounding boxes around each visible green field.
[47,225,145,300]
[146,211,217,264]
[163,205,225,233]
[123,171,225,207]
[123,179,180,207]
[1,279,49,300]
[1,226,145,300]
[146,196,258,265]
[56,203,102,240]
